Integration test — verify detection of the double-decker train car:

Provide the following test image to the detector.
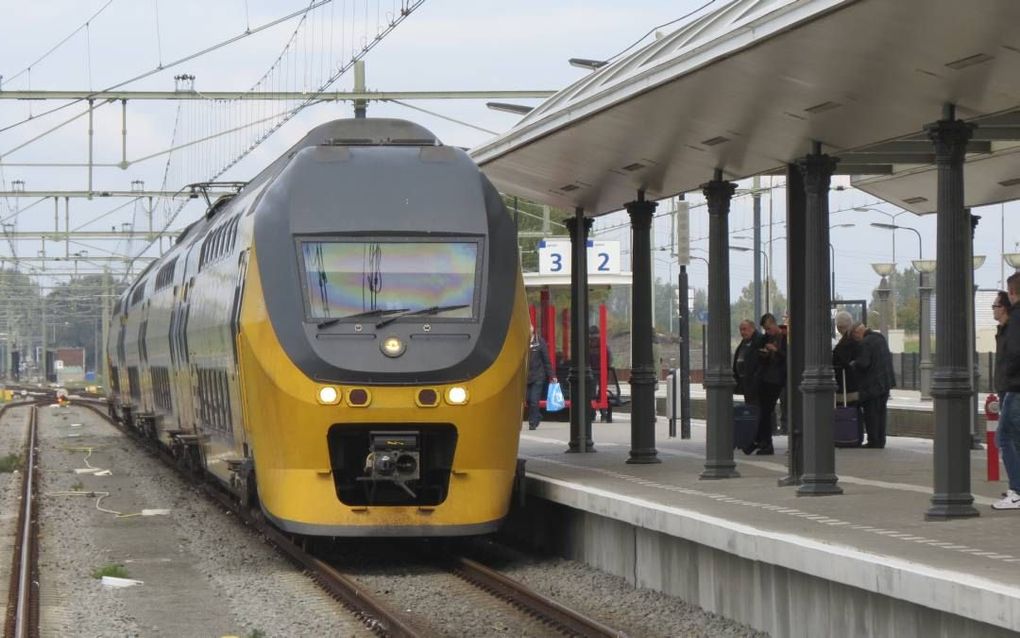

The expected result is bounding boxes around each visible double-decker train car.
[107,118,529,536]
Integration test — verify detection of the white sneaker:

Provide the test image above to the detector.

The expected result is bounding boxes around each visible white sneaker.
[992,490,1020,510]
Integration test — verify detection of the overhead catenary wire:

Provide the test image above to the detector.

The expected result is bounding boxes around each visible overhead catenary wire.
[2,0,116,87]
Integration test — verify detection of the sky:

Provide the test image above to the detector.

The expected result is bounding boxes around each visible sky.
[0,0,1017,302]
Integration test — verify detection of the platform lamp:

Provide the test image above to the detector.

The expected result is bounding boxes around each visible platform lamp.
[1004,253,1020,271]
[912,259,938,400]
[871,262,896,337]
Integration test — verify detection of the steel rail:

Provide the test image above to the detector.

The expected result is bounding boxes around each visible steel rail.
[451,556,627,638]
[71,399,430,638]
[4,402,43,638]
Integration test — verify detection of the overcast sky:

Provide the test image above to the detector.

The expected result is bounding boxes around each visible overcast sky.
[0,0,1016,303]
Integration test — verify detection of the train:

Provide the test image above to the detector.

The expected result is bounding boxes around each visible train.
[106,118,530,536]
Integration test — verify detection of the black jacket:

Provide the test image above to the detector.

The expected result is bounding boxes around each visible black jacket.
[996,322,1009,396]
[832,334,861,397]
[527,335,553,384]
[851,330,896,401]
[733,332,763,397]
[1001,306,1020,393]
[756,332,787,387]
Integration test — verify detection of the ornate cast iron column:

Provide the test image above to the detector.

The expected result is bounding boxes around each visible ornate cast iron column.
[626,193,660,463]
[779,164,805,487]
[565,211,595,453]
[700,170,739,479]
[796,142,842,496]
[926,104,979,520]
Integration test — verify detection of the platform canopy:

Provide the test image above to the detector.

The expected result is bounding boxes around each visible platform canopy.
[523,272,633,288]
[471,0,1020,216]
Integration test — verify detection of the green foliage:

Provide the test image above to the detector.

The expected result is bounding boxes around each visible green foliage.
[91,564,129,579]
[247,630,267,638]
[504,195,573,274]
[869,266,927,333]
[730,277,789,336]
[0,453,21,473]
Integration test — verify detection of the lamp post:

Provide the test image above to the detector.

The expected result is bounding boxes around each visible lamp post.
[912,259,937,399]
[858,207,910,328]
[730,246,770,314]
[871,262,896,336]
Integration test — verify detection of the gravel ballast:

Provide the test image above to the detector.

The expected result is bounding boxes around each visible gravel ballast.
[36,404,371,637]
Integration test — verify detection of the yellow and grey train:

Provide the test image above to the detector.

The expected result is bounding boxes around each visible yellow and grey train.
[106,118,529,536]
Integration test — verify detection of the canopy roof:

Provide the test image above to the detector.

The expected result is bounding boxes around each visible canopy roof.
[471,0,1020,216]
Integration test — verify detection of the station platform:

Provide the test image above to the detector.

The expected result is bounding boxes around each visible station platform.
[506,415,1019,638]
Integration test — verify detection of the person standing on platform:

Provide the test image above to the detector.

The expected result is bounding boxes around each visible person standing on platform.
[833,310,863,446]
[526,323,555,431]
[732,319,762,404]
[745,313,785,455]
[994,279,1020,509]
[850,322,895,448]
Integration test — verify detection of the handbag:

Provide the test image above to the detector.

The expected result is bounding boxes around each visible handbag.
[546,381,565,412]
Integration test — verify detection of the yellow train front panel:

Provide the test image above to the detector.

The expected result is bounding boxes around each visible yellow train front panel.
[237,247,529,536]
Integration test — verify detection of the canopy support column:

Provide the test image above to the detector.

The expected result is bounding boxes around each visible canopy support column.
[926,104,979,520]
[700,170,738,479]
[780,163,806,487]
[565,210,595,453]
[797,142,842,496]
[626,193,660,464]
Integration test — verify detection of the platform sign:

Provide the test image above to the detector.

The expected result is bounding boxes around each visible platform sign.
[537,239,621,275]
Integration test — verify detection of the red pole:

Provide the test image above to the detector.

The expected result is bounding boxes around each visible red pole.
[598,303,608,408]
[562,308,570,363]
[987,393,1000,482]
[546,304,556,369]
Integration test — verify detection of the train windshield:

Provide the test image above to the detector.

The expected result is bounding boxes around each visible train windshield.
[299,239,480,321]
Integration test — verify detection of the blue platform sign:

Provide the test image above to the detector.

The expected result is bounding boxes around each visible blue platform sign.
[696,310,709,324]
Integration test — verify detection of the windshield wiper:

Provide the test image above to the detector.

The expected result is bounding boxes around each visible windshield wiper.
[317,307,409,329]
[375,304,471,328]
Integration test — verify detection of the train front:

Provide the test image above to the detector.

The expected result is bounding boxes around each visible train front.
[239,119,529,536]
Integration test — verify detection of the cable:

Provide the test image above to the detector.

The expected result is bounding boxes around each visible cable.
[387,99,498,135]
[604,0,721,64]
[2,0,116,86]
[0,0,336,135]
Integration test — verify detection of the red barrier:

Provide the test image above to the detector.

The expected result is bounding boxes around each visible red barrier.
[987,393,1000,482]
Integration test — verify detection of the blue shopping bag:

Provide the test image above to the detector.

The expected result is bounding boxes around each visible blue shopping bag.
[546,381,565,412]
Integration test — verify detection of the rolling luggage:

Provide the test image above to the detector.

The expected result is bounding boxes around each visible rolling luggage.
[834,371,863,447]
[733,402,758,450]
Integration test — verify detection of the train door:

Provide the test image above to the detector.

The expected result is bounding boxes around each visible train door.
[229,249,250,452]
[170,278,196,434]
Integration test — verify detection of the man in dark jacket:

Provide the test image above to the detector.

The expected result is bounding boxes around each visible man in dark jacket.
[850,322,896,448]
[526,323,555,430]
[744,313,785,455]
[994,278,1020,509]
[732,319,762,404]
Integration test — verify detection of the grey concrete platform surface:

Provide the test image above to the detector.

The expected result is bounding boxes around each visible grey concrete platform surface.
[507,414,1019,638]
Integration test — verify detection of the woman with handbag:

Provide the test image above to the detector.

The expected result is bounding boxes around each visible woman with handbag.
[526,323,556,430]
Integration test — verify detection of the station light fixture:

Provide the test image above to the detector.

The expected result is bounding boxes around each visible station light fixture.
[568,58,607,70]
[486,102,534,115]
[871,262,896,277]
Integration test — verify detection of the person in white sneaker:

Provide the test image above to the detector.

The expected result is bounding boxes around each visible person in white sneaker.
[994,278,1020,510]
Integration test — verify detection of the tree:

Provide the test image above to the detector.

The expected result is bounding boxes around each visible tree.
[730,277,788,336]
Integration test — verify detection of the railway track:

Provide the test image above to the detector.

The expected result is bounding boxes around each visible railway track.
[71,398,625,637]
[3,402,43,638]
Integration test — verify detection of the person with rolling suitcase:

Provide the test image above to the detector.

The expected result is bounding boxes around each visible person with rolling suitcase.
[832,311,863,447]
[732,319,762,451]
[744,313,785,455]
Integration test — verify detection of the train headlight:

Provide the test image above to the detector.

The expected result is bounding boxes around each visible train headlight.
[446,386,469,405]
[381,335,406,357]
[317,386,340,405]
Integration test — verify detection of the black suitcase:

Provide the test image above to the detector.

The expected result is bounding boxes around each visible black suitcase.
[834,371,862,447]
[733,402,758,450]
